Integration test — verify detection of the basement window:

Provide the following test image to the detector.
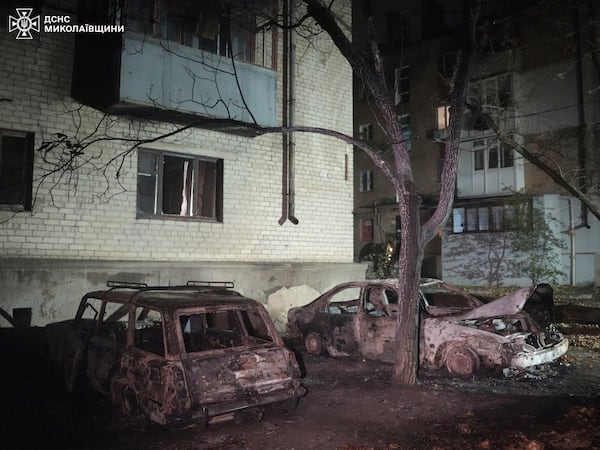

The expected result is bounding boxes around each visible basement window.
[137,149,223,221]
[0,130,33,211]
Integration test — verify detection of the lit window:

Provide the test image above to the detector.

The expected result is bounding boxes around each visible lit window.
[437,105,450,130]
[0,130,33,211]
[137,150,223,220]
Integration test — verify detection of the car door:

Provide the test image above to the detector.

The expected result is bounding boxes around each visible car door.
[319,285,362,356]
[358,286,397,362]
[86,302,129,396]
[112,306,180,424]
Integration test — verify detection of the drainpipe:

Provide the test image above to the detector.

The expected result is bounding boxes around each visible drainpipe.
[278,0,290,225]
[573,4,590,228]
[565,197,576,286]
[288,3,299,225]
[278,0,299,225]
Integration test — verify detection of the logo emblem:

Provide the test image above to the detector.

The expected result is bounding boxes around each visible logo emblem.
[8,8,41,40]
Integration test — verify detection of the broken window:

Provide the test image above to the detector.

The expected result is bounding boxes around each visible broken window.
[327,287,361,314]
[124,0,258,64]
[137,149,223,221]
[135,307,165,356]
[179,308,274,353]
[0,130,33,211]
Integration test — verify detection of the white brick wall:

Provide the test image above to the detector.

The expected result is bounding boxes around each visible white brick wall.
[0,1,354,264]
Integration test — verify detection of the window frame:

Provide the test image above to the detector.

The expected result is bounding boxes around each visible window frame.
[359,170,373,193]
[124,0,258,65]
[394,65,410,106]
[452,200,527,234]
[0,129,34,211]
[136,149,223,222]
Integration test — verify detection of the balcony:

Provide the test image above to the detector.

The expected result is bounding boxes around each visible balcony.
[72,32,277,131]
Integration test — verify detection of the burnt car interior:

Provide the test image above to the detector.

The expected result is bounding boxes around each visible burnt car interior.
[179,309,274,353]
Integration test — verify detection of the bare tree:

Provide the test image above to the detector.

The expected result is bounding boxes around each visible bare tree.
[29,0,482,385]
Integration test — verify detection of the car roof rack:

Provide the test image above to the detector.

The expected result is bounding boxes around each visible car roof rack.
[107,280,149,289]
[186,281,234,289]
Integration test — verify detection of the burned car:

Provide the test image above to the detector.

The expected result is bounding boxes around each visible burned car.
[46,281,306,425]
[287,279,568,376]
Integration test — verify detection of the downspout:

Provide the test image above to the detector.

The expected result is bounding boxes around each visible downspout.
[278,0,290,225]
[565,196,576,286]
[278,0,298,225]
[288,2,299,225]
[573,3,590,228]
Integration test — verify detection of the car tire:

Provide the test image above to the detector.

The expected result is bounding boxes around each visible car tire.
[304,332,324,355]
[444,346,480,377]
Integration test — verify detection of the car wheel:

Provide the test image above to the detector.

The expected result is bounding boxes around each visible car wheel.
[444,346,480,376]
[304,332,324,355]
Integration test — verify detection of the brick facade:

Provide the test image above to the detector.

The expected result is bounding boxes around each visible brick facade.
[0,1,364,327]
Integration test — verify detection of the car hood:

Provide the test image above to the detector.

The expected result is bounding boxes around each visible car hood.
[452,286,536,320]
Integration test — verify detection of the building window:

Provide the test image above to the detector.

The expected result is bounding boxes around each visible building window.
[0,130,34,211]
[399,113,412,151]
[438,53,457,83]
[452,202,521,233]
[394,65,410,105]
[359,170,373,192]
[360,218,374,241]
[436,105,450,130]
[472,138,513,171]
[358,123,373,140]
[137,149,223,221]
[468,73,513,122]
[125,0,257,64]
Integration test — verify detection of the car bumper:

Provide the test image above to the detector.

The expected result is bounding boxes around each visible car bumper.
[510,338,569,368]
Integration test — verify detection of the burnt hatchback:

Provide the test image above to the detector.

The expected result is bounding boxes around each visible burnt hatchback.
[287,279,568,377]
[46,281,305,425]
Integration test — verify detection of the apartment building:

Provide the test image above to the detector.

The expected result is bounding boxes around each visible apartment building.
[353,0,600,286]
[0,0,363,329]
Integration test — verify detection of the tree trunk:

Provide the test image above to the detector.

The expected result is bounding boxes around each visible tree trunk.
[392,185,424,385]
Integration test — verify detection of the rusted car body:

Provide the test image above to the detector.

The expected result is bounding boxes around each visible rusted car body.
[287,278,568,376]
[46,281,305,425]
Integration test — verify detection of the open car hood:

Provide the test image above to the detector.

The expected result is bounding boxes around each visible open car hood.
[453,286,536,320]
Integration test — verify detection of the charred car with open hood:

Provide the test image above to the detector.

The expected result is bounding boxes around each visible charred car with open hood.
[46,281,306,425]
[287,278,568,376]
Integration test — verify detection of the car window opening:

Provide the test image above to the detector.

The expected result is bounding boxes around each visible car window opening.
[179,309,274,353]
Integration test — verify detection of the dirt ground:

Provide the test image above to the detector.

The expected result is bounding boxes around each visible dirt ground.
[2,289,600,450]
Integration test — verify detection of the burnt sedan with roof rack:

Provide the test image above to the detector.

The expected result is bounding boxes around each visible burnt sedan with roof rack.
[287,278,568,377]
[45,281,306,426]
